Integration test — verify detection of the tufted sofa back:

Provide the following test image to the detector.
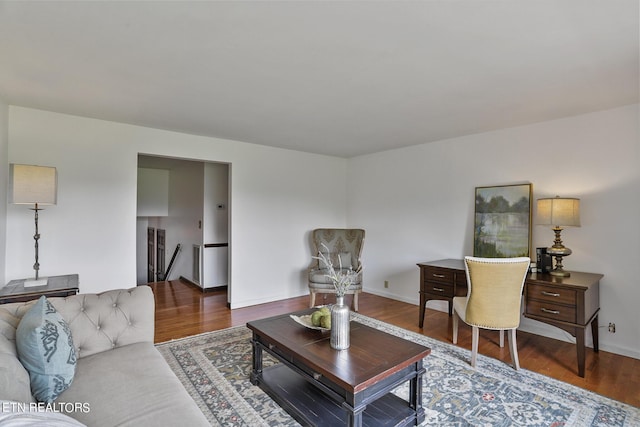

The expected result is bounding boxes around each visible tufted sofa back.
[0,285,154,360]
[0,286,154,403]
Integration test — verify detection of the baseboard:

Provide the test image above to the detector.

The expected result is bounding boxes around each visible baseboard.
[363,288,450,314]
[230,290,309,310]
[178,276,201,290]
[519,319,640,360]
[178,276,227,293]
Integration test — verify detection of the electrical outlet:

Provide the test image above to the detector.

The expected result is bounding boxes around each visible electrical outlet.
[384,280,389,288]
[608,322,616,333]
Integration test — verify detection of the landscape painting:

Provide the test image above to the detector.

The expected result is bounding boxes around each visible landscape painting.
[474,184,532,258]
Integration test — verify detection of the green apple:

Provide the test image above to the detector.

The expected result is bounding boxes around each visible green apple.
[311,311,323,326]
[320,315,331,329]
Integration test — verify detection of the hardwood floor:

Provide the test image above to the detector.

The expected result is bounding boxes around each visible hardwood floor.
[150,280,639,407]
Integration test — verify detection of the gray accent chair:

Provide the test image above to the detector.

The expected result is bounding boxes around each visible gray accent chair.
[308,228,365,311]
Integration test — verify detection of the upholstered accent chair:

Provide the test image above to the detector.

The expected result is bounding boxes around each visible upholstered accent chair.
[452,256,530,369]
[308,228,365,311]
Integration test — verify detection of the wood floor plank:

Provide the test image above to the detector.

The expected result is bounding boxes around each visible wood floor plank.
[149,280,639,407]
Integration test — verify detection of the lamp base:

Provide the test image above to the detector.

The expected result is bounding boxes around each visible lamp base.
[549,269,571,277]
[548,250,571,278]
[24,277,48,287]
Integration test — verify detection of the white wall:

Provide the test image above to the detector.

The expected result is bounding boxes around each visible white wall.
[6,103,638,360]
[6,106,348,308]
[203,162,229,287]
[349,104,640,359]
[137,167,169,217]
[0,99,7,283]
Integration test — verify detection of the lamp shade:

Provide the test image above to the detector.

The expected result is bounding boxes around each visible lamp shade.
[536,196,580,227]
[9,164,57,205]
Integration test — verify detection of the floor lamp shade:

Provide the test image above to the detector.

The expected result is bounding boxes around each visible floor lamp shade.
[9,164,58,287]
[9,164,58,206]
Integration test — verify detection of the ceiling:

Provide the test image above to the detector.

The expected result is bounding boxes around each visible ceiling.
[0,1,637,158]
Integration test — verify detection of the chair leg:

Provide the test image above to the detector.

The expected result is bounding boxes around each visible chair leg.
[508,329,520,370]
[499,330,504,348]
[309,292,316,308]
[471,326,479,368]
[353,292,359,312]
[452,310,459,344]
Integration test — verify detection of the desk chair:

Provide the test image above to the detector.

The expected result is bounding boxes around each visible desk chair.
[452,256,530,369]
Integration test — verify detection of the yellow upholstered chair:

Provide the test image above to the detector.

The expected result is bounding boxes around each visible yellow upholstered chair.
[452,256,530,369]
[308,228,364,311]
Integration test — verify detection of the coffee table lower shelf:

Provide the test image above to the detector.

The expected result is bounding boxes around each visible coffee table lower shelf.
[258,364,417,427]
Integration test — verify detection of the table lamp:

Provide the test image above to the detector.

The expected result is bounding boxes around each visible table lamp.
[536,196,580,277]
[9,164,58,287]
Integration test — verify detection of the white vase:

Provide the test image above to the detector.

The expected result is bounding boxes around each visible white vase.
[330,296,350,350]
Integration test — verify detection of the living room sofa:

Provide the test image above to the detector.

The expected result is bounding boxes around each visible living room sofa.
[0,285,209,426]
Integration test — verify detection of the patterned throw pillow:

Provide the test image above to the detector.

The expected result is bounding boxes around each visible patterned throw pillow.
[16,296,77,403]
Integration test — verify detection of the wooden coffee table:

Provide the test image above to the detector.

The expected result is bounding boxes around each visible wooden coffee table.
[247,310,431,427]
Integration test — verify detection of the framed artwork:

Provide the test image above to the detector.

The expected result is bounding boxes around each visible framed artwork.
[474,183,532,258]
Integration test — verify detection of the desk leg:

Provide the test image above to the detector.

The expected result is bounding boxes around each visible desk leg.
[576,327,586,378]
[591,314,599,353]
[419,293,426,328]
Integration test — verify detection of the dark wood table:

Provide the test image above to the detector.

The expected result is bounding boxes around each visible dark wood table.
[0,274,79,304]
[247,310,431,427]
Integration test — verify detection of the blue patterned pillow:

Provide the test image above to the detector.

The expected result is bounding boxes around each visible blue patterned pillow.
[16,296,77,403]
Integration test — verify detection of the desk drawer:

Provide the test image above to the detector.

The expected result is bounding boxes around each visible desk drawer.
[526,300,576,323]
[423,282,454,298]
[527,283,576,306]
[423,266,454,284]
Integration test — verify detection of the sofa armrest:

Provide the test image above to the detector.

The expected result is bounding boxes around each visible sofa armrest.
[50,286,155,359]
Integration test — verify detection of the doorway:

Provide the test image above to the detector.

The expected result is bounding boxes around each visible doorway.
[136,155,230,301]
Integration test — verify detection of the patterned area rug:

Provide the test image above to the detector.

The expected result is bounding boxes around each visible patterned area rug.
[156,313,639,426]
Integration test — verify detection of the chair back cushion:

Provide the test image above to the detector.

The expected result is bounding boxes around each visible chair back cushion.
[311,229,365,270]
[464,256,530,329]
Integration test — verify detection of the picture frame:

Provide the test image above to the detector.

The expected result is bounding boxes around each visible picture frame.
[474,183,532,258]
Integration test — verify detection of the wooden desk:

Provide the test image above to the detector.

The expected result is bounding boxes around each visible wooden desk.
[0,274,79,304]
[417,259,602,377]
[417,259,467,324]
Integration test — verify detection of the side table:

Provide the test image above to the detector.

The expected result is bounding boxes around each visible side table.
[0,274,79,304]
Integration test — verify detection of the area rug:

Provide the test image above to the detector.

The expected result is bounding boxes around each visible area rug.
[156,313,639,426]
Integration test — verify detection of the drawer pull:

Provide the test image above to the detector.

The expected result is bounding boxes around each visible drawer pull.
[432,274,446,278]
[541,291,560,297]
[541,308,560,315]
[432,287,445,292]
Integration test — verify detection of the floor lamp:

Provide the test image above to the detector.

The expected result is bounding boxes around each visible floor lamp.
[9,164,58,287]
